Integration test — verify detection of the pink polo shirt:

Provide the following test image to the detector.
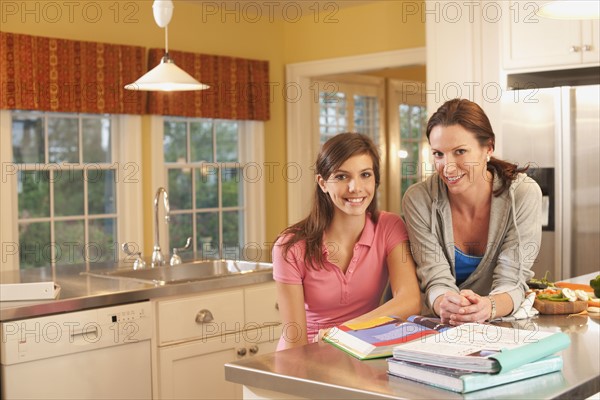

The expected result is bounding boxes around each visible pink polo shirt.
[272,212,409,348]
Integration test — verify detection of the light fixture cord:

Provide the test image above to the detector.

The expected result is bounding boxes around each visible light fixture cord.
[164,25,169,56]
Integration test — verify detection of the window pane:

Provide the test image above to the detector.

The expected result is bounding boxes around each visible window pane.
[196,165,218,208]
[216,121,239,162]
[88,169,116,215]
[55,220,85,265]
[400,142,419,165]
[164,121,187,163]
[169,213,193,255]
[190,121,213,162]
[88,218,117,263]
[54,169,84,216]
[399,105,410,139]
[83,118,111,163]
[48,117,79,163]
[197,212,219,259]
[168,169,192,210]
[12,114,44,163]
[19,221,50,268]
[222,210,243,246]
[222,167,242,207]
[18,171,50,218]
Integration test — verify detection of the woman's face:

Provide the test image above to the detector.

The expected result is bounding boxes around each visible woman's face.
[318,153,376,218]
[428,124,492,195]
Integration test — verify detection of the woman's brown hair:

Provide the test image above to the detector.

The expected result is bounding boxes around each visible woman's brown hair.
[277,132,381,270]
[426,98,528,196]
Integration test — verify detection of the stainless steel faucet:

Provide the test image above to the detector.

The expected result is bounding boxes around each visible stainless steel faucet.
[152,187,170,267]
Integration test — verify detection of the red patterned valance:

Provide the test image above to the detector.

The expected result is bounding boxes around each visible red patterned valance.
[147,49,270,121]
[0,32,146,114]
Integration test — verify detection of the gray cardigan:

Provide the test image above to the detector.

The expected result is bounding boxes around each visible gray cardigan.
[402,172,542,315]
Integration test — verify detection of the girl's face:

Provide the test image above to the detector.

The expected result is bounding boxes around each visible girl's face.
[428,124,492,196]
[318,153,376,218]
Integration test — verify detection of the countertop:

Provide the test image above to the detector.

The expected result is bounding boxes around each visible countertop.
[0,261,274,321]
[225,272,600,400]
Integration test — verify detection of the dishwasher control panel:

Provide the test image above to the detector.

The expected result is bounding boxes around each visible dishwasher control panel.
[0,302,153,365]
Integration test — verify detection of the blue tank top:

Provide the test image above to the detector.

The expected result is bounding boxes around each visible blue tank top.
[455,247,483,285]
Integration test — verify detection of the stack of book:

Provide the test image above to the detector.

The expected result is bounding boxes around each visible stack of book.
[323,315,570,393]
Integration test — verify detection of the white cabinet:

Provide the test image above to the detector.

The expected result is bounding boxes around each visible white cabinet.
[154,282,281,399]
[503,1,599,70]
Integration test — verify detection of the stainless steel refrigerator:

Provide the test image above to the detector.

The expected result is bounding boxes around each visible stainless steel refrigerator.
[501,83,600,280]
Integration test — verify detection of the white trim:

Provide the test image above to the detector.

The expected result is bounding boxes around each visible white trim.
[116,115,145,259]
[0,110,19,271]
[240,121,266,262]
[286,48,426,225]
[149,115,168,255]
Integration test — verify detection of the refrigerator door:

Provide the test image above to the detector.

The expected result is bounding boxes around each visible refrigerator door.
[501,88,561,280]
[567,85,600,278]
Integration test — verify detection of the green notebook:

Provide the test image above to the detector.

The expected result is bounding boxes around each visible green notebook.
[387,355,563,393]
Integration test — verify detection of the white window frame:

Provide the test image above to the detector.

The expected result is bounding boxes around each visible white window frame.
[285,48,426,225]
[0,110,144,271]
[149,116,266,262]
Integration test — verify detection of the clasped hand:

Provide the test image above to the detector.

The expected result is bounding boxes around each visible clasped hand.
[438,290,491,325]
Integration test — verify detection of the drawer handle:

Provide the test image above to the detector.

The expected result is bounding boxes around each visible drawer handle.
[583,44,592,52]
[237,348,247,356]
[195,309,214,324]
[249,345,259,354]
[275,302,279,310]
[570,45,581,53]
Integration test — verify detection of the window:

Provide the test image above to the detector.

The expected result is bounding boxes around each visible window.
[386,80,430,215]
[399,103,428,196]
[315,77,383,147]
[0,110,142,271]
[157,117,265,262]
[10,111,117,268]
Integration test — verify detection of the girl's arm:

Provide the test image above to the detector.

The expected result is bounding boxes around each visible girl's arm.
[275,281,309,350]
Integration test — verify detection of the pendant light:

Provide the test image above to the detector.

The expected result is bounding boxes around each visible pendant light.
[125,0,209,91]
[537,0,599,19]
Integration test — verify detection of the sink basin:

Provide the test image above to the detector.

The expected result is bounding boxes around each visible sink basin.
[85,260,273,285]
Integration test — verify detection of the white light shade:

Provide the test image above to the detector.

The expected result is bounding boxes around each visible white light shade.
[125,56,209,91]
[537,0,600,19]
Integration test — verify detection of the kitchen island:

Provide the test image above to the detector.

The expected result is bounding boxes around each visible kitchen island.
[225,273,600,399]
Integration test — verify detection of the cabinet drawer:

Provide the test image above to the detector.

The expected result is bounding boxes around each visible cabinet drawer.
[157,289,244,345]
[244,282,280,327]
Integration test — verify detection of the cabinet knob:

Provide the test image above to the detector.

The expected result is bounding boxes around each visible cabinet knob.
[583,44,593,52]
[249,345,259,354]
[237,348,247,356]
[570,45,581,53]
[195,309,214,324]
[275,302,279,311]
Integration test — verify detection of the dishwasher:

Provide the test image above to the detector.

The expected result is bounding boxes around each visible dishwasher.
[1,302,153,399]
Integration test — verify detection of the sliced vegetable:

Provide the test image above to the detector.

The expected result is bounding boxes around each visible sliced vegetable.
[588,298,600,308]
[574,290,589,301]
[555,282,593,292]
[587,306,600,314]
[537,292,569,302]
[561,288,577,302]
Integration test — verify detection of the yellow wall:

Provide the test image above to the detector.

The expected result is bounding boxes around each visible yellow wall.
[1,0,425,258]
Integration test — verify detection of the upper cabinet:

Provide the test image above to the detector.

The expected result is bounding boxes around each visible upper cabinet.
[503,1,599,70]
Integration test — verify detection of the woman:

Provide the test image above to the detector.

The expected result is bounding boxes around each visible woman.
[402,99,542,325]
[273,132,421,350]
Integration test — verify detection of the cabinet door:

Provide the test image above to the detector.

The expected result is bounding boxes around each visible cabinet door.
[158,333,245,400]
[582,20,600,64]
[157,289,244,345]
[503,0,582,69]
[244,282,280,328]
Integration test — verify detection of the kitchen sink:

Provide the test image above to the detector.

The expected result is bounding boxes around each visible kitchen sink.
[84,260,273,286]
